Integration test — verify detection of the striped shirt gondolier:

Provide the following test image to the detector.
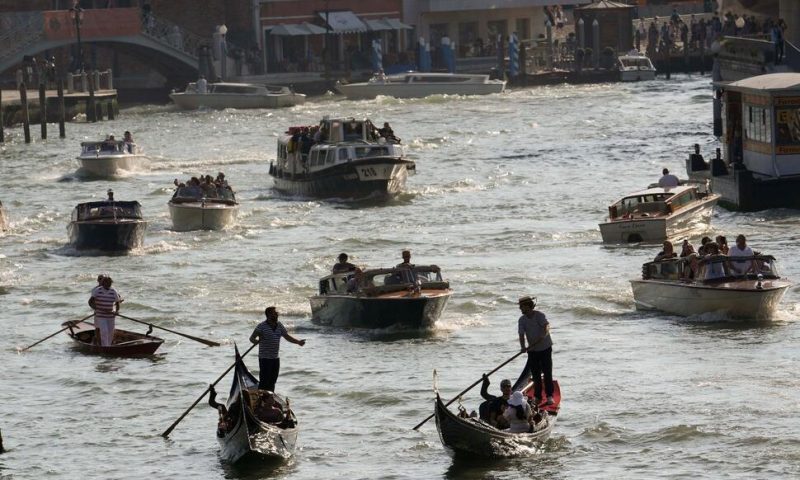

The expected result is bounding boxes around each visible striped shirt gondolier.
[93,287,121,320]
[253,321,288,359]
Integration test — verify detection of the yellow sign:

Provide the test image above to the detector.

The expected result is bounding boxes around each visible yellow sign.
[774,96,800,106]
[776,145,800,154]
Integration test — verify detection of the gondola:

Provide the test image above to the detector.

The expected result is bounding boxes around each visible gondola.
[434,379,561,458]
[61,320,164,356]
[217,348,298,463]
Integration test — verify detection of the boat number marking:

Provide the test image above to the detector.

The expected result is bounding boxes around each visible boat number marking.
[360,167,378,177]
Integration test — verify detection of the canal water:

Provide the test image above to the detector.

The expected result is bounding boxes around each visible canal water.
[1,75,798,479]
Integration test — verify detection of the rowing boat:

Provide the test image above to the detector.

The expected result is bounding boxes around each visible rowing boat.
[61,321,164,356]
[434,380,561,458]
[217,348,298,463]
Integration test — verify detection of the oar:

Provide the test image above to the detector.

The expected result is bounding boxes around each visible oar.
[412,349,526,430]
[116,313,220,347]
[161,342,257,438]
[18,313,95,352]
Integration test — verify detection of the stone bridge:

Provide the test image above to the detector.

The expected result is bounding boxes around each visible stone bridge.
[0,8,206,82]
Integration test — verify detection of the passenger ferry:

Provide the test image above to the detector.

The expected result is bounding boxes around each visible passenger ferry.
[599,182,719,244]
[336,72,505,100]
[268,117,415,199]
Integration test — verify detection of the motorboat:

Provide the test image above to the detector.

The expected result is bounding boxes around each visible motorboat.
[61,320,164,356]
[599,182,720,244]
[67,199,147,251]
[168,183,238,231]
[0,200,8,231]
[336,72,506,100]
[217,347,298,463]
[631,254,791,319]
[434,378,561,458]
[77,140,146,178]
[617,51,657,82]
[169,82,306,109]
[309,265,451,329]
[269,117,415,199]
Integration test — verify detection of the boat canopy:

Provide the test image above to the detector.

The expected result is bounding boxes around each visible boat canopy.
[642,255,779,283]
[72,201,143,221]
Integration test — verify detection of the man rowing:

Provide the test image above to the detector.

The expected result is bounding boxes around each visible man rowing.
[249,306,306,392]
[88,276,122,346]
[517,296,554,406]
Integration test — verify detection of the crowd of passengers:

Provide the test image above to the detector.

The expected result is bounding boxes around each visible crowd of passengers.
[172,172,233,200]
[285,121,399,157]
[329,250,421,294]
[651,234,768,281]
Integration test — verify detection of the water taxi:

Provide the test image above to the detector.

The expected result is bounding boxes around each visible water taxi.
[269,117,415,199]
[77,140,146,178]
[631,254,790,319]
[169,82,305,109]
[168,184,238,231]
[67,199,147,251]
[599,183,719,244]
[617,51,657,82]
[336,72,505,100]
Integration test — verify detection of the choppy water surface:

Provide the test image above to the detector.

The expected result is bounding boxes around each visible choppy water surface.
[1,76,799,479]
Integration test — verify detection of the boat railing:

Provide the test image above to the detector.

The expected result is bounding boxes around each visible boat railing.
[642,255,779,281]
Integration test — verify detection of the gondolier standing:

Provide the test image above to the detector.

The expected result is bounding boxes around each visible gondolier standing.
[518,296,554,405]
[249,306,306,392]
[88,276,122,346]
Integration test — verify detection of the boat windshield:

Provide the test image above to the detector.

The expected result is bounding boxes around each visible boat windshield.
[619,58,652,68]
[74,201,142,221]
[210,85,261,94]
[642,255,779,282]
[616,194,670,217]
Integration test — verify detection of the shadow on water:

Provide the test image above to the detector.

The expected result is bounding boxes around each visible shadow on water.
[444,448,565,480]
[219,455,296,479]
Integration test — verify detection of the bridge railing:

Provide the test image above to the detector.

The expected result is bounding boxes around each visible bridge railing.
[66,69,114,93]
[140,13,202,61]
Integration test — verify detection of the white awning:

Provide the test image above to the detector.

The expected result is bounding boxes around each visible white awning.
[364,18,413,31]
[268,22,327,36]
[318,10,367,33]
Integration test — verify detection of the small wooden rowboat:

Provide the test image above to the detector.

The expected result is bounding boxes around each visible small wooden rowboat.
[434,380,561,458]
[217,348,298,463]
[61,321,164,356]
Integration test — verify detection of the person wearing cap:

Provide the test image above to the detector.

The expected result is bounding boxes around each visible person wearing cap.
[518,296,555,405]
[249,306,306,392]
[331,253,356,274]
[479,374,512,428]
[503,390,533,433]
[88,276,122,346]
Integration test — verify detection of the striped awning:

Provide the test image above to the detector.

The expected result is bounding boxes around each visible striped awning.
[364,18,413,31]
[318,10,367,33]
[268,22,327,36]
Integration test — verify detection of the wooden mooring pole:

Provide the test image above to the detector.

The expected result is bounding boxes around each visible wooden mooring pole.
[57,77,66,138]
[19,82,31,143]
[39,82,47,139]
[87,72,96,123]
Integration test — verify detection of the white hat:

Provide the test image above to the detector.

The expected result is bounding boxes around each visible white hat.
[508,391,525,407]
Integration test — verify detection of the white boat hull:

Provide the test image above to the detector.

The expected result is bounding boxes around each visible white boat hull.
[77,153,147,178]
[169,92,306,110]
[630,279,789,319]
[337,82,505,100]
[168,202,238,231]
[599,196,717,243]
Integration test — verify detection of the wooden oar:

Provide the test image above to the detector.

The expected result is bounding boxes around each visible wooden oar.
[116,313,220,347]
[18,313,95,352]
[161,342,257,438]
[412,349,526,430]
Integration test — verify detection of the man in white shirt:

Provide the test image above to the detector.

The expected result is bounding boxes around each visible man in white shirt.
[728,234,755,275]
[196,75,208,94]
[658,168,680,187]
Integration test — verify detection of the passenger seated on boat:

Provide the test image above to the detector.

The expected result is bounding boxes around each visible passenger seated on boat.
[346,268,363,294]
[679,239,695,257]
[729,234,755,275]
[697,236,713,256]
[378,122,398,143]
[344,121,361,141]
[102,135,118,152]
[208,384,234,436]
[253,391,284,424]
[701,244,728,280]
[503,391,533,433]
[479,375,512,429]
[123,131,134,153]
[332,253,357,274]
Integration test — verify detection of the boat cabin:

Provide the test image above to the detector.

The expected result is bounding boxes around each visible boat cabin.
[72,201,143,222]
[642,255,779,283]
[318,265,447,296]
[607,185,701,220]
[171,185,236,204]
[617,55,654,70]
[715,73,800,178]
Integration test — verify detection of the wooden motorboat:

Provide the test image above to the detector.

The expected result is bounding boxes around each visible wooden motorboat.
[434,380,561,458]
[77,140,146,178]
[269,117,415,199]
[217,348,298,463]
[599,182,719,244]
[67,200,147,251]
[61,320,164,356]
[309,265,451,329]
[618,51,657,82]
[170,82,305,110]
[631,254,791,319]
[168,184,238,231]
[336,72,506,100]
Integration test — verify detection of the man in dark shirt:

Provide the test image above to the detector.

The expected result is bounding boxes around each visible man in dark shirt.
[479,375,512,428]
[332,253,357,273]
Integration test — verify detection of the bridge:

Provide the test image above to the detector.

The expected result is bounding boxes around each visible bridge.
[0,8,207,83]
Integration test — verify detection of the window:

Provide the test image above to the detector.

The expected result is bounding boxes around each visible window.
[338,148,349,161]
[458,22,478,56]
[515,18,530,41]
[487,20,508,40]
[744,103,771,144]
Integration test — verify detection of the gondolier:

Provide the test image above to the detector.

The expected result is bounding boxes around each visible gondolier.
[249,306,306,392]
[517,296,554,405]
[88,276,122,346]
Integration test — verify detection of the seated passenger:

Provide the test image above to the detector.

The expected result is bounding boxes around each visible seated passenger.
[503,391,533,433]
[697,236,712,256]
[679,239,695,257]
[378,122,397,142]
[208,384,233,436]
[346,268,363,294]
[702,243,727,280]
[479,375,512,429]
[332,253,357,274]
[253,391,284,423]
[654,241,677,262]
[102,134,117,151]
[123,131,135,153]
[728,234,755,275]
